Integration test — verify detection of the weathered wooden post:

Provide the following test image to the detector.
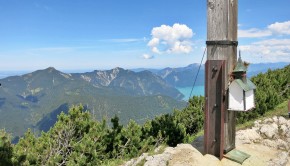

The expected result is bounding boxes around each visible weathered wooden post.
[204,0,238,159]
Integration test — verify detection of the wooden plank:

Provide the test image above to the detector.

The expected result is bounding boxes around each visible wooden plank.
[207,0,228,40]
[204,60,225,159]
[206,0,238,154]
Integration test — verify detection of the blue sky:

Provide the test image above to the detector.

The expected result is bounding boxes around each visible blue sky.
[0,0,289,71]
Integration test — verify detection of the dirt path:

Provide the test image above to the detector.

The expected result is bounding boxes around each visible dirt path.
[166,141,289,166]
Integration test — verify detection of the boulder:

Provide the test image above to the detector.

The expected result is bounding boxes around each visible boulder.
[254,120,262,127]
[276,139,289,151]
[263,118,273,124]
[236,128,262,144]
[286,120,290,128]
[259,123,278,139]
[167,144,221,166]
[273,116,278,124]
[286,130,290,139]
[278,116,288,125]
[268,152,289,166]
[279,124,288,136]
[262,139,278,149]
[145,153,171,166]
[123,153,149,166]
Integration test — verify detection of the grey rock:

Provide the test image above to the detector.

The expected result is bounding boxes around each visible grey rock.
[280,125,288,136]
[144,153,171,166]
[123,153,149,166]
[273,116,278,124]
[286,131,290,139]
[286,121,290,128]
[268,152,288,166]
[254,120,262,127]
[236,128,262,144]
[262,139,278,149]
[263,118,273,124]
[277,139,289,151]
[278,116,288,125]
[260,123,278,139]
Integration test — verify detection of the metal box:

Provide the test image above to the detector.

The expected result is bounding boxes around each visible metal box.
[228,51,256,111]
[228,78,256,111]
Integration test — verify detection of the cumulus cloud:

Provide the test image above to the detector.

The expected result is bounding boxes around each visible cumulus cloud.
[147,23,194,54]
[142,54,154,59]
[240,39,290,62]
[239,20,290,38]
[268,21,290,35]
[238,21,290,62]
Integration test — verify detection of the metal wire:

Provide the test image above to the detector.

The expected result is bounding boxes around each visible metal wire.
[185,47,207,108]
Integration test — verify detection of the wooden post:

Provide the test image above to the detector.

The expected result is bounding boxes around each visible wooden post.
[204,60,226,159]
[204,0,238,157]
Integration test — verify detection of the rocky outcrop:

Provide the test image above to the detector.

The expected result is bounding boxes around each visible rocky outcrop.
[144,144,220,166]
[236,116,290,166]
[123,116,290,166]
[236,116,290,152]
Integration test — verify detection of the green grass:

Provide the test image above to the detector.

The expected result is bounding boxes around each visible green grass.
[263,99,289,118]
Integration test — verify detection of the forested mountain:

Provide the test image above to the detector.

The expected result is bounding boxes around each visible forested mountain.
[1,64,289,165]
[0,67,185,138]
[72,67,183,99]
[0,62,288,139]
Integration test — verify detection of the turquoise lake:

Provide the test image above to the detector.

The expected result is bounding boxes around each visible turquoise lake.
[176,86,204,101]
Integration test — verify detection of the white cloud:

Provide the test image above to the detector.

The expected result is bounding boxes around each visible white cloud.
[238,28,272,38]
[240,39,290,62]
[142,54,154,59]
[147,23,194,54]
[239,20,290,38]
[268,21,290,35]
[238,21,290,62]
[253,39,290,46]
[147,38,159,47]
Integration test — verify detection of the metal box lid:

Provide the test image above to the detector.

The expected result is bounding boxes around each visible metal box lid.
[231,78,256,91]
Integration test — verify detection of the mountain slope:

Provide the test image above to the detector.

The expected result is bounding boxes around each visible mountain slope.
[153,63,205,87]
[0,67,185,137]
[72,67,183,99]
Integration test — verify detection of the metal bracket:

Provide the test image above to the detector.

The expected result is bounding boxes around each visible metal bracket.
[206,40,238,46]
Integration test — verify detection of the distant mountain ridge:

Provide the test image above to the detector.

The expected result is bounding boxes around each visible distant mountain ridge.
[132,62,289,87]
[72,67,183,99]
[246,62,289,77]
[0,67,185,138]
[0,62,288,138]
[154,63,205,87]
